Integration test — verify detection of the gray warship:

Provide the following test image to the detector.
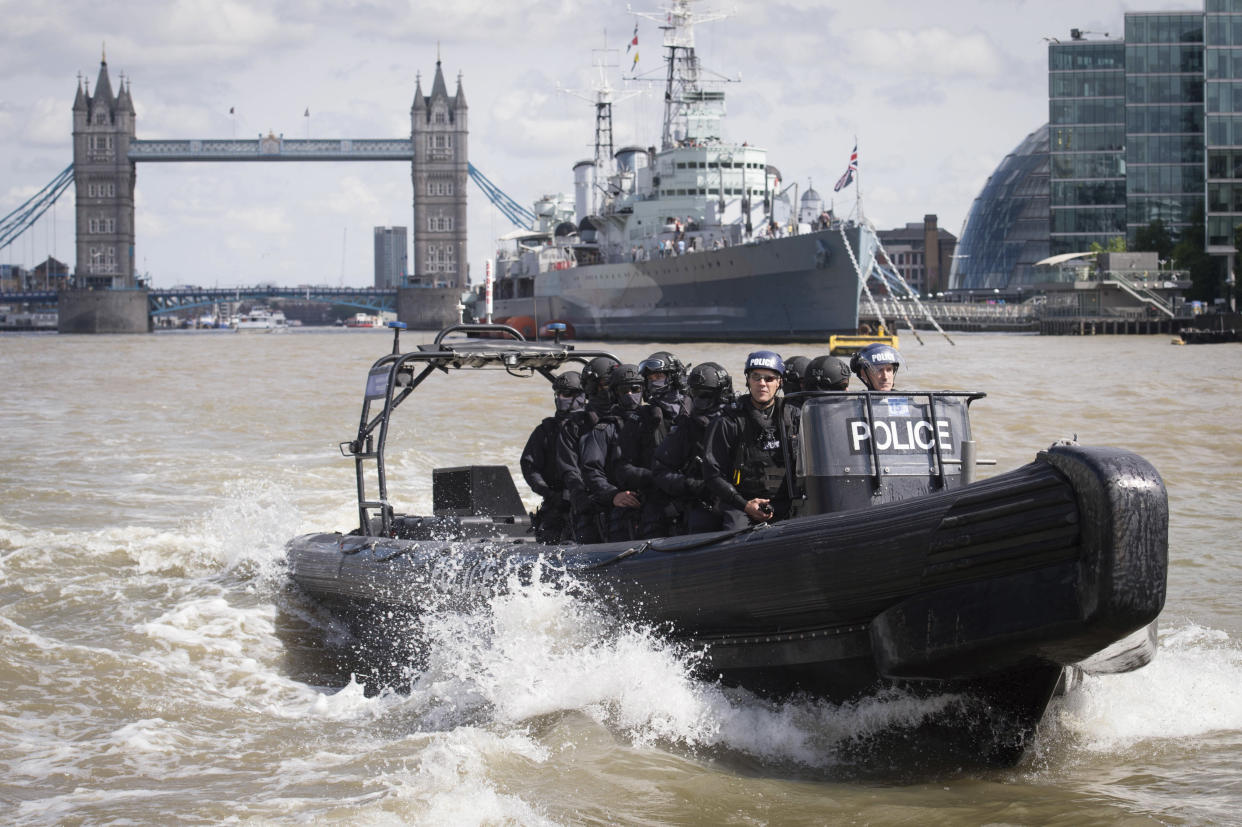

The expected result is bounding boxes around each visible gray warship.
[483,0,873,342]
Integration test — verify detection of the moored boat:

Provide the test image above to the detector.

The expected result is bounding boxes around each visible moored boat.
[344,312,379,328]
[285,322,1169,767]
[479,1,872,342]
[231,307,288,332]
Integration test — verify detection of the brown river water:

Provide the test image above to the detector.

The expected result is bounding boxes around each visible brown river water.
[1,328,1240,825]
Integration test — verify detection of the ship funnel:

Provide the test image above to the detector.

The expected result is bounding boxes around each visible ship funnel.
[573,160,594,224]
[614,145,648,173]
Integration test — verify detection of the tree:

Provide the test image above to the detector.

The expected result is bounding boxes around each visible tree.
[1089,236,1127,254]
[1133,219,1175,263]
[1172,205,1220,302]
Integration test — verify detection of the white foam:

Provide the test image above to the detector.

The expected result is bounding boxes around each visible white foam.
[390,570,984,770]
[386,728,556,826]
[1051,621,1242,751]
[134,595,326,714]
[107,718,183,755]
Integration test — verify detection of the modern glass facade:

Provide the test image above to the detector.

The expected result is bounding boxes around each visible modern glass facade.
[950,127,1050,290]
[1206,0,1242,251]
[960,4,1242,287]
[1048,40,1126,255]
[1125,13,1205,243]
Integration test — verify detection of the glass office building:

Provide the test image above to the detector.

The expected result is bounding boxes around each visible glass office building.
[1206,0,1242,254]
[1048,37,1127,255]
[1047,6,1241,259]
[950,127,1050,289]
[373,226,408,288]
[958,3,1242,287]
[1125,13,1205,243]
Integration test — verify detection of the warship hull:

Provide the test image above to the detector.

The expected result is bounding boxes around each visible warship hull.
[492,226,863,342]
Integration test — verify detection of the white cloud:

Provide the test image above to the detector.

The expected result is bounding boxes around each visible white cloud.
[221,205,294,234]
[853,28,1003,78]
[0,0,1211,284]
[25,97,66,146]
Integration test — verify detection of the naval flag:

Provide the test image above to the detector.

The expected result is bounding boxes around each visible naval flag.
[834,143,858,192]
[628,23,638,52]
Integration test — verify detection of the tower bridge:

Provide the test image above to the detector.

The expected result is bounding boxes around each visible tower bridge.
[1,53,534,333]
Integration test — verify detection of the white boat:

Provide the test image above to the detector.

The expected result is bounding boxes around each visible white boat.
[344,313,379,328]
[231,308,289,333]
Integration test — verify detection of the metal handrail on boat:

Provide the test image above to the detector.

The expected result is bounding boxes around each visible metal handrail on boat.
[342,322,621,536]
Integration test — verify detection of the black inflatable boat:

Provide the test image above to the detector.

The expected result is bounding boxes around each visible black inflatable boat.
[286,323,1168,766]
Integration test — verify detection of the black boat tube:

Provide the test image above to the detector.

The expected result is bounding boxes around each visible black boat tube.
[868,444,1167,680]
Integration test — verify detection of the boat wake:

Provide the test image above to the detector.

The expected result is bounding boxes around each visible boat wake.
[279,559,1039,776]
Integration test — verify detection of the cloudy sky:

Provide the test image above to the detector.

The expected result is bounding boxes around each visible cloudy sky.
[0,0,1201,289]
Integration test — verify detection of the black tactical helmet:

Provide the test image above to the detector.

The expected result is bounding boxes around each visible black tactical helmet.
[783,356,811,393]
[805,355,851,391]
[581,356,620,396]
[608,363,644,390]
[551,370,583,396]
[850,343,902,378]
[639,351,687,391]
[687,361,733,398]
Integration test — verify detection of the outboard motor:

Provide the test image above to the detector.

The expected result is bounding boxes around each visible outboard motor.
[798,391,982,515]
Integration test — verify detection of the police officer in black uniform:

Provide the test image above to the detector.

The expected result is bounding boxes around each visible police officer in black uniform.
[703,350,801,530]
[580,363,651,541]
[783,356,811,394]
[652,361,735,534]
[633,351,691,536]
[804,354,851,391]
[556,355,619,544]
[850,343,902,391]
[520,371,583,543]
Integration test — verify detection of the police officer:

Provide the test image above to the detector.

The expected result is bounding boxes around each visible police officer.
[633,351,691,536]
[804,354,851,391]
[703,350,801,530]
[653,361,734,534]
[639,350,690,423]
[850,343,902,391]
[520,371,583,543]
[580,363,652,541]
[556,355,619,544]
[783,356,811,394]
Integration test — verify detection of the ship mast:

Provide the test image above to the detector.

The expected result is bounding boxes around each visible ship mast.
[631,0,731,150]
[562,43,640,214]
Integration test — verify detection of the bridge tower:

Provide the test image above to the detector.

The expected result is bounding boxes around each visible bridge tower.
[72,53,137,289]
[410,60,468,290]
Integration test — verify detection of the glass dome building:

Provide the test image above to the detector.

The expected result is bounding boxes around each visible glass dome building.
[950,126,1050,290]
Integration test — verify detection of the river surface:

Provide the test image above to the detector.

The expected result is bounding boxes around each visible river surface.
[2,328,1240,825]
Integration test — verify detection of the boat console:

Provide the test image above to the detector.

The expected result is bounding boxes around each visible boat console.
[796,391,985,515]
[378,465,534,543]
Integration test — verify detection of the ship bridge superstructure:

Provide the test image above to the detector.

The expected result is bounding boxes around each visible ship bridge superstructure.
[632,0,732,149]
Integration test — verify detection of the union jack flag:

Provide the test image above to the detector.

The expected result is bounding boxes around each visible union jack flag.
[834,143,858,192]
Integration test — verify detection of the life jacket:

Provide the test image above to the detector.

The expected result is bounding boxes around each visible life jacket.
[675,413,713,478]
[535,416,565,489]
[730,398,798,500]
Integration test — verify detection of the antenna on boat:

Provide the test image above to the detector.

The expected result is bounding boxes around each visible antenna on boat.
[388,320,407,354]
